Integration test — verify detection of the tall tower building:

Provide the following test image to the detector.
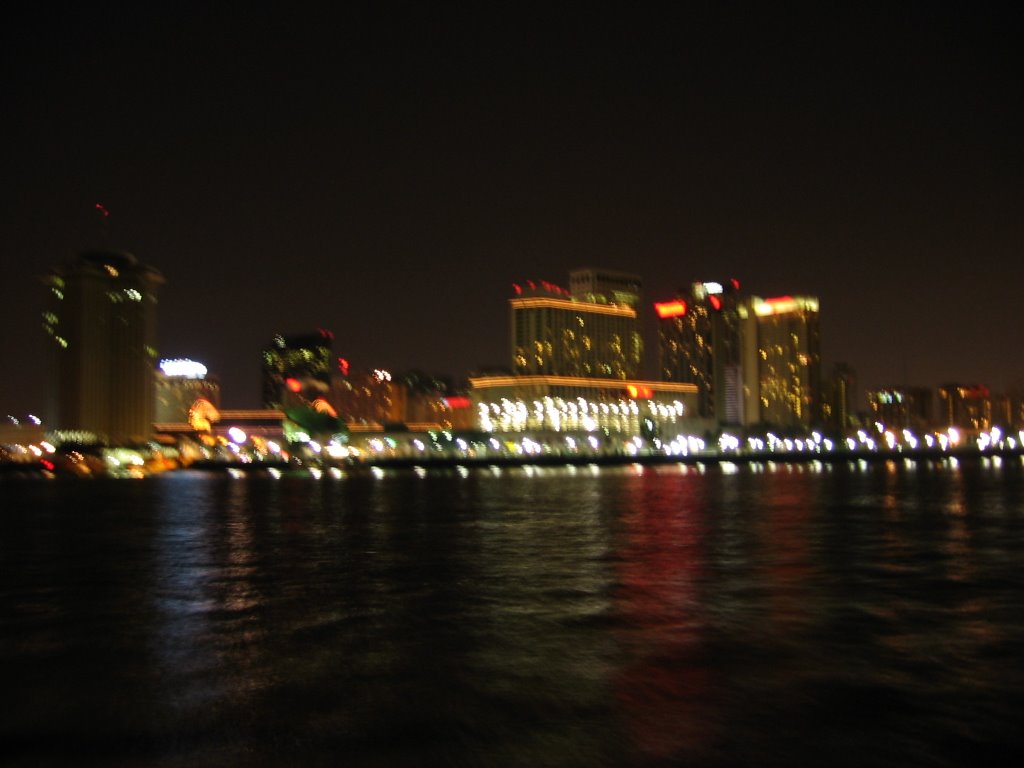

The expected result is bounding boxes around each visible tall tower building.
[261,330,334,409]
[43,250,164,444]
[752,296,821,429]
[656,279,747,424]
[511,279,642,379]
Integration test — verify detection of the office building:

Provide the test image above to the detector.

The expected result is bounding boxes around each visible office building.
[43,250,163,444]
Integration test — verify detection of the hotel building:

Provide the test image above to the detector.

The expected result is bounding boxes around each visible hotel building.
[657,285,822,431]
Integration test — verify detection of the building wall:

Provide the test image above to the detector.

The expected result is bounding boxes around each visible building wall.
[511,294,642,379]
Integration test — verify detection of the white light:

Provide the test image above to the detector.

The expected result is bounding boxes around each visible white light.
[228,427,247,443]
[159,358,208,378]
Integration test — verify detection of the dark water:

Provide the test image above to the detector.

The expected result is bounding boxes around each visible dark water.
[3,458,1024,767]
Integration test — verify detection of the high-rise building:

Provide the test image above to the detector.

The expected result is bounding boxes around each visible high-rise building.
[656,279,746,424]
[511,279,643,379]
[656,285,822,431]
[43,250,163,444]
[752,296,821,430]
[261,330,334,409]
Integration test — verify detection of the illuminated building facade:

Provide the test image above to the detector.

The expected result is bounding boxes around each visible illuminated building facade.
[511,281,643,379]
[867,386,932,432]
[43,250,163,444]
[155,359,221,424]
[753,296,821,430]
[261,330,334,409]
[469,374,703,438]
[656,279,747,424]
[331,367,406,426]
[569,267,643,308]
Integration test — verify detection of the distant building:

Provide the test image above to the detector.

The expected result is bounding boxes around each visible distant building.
[938,384,992,431]
[656,279,747,425]
[655,283,820,431]
[155,358,221,424]
[511,279,643,379]
[261,330,334,409]
[568,267,643,308]
[823,363,857,434]
[43,250,163,444]
[752,296,822,430]
[331,367,406,426]
[866,386,933,432]
[469,374,702,436]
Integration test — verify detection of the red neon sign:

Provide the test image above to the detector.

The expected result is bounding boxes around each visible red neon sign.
[654,300,687,318]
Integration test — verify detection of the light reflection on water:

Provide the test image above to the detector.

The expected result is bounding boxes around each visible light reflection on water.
[3,460,1024,766]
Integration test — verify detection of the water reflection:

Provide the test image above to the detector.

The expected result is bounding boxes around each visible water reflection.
[3,461,1024,765]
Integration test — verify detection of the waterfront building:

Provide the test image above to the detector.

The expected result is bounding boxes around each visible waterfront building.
[261,330,334,409]
[154,359,221,424]
[656,279,748,425]
[938,384,993,432]
[823,363,858,434]
[752,295,822,430]
[331,366,406,426]
[468,374,705,439]
[867,386,933,432]
[43,250,163,445]
[511,279,643,379]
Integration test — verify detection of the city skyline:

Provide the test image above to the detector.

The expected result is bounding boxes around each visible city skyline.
[2,6,1021,415]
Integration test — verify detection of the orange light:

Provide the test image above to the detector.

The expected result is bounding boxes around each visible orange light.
[285,377,302,393]
[654,300,687,318]
[625,384,653,399]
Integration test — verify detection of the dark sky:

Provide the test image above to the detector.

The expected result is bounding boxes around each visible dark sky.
[2,4,1021,414]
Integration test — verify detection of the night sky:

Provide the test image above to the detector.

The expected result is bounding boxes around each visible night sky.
[3,5,1021,415]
